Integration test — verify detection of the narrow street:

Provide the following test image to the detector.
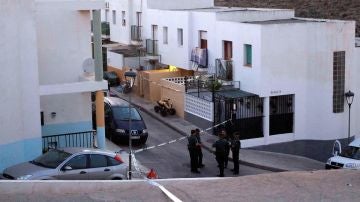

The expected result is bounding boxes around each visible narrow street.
[116,109,271,179]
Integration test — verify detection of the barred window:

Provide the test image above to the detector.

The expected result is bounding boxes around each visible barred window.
[333,51,345,113]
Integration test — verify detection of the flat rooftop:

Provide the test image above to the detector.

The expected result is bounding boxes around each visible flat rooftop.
[164,6,293,13]
[244,18,318,25]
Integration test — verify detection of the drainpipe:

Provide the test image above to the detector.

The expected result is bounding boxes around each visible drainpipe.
[93,10,105,149]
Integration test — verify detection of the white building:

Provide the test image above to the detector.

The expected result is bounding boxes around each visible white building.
[104,0,360,147]
[0,0,107,171]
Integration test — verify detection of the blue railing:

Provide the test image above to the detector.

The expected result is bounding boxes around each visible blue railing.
[42,131,96,153]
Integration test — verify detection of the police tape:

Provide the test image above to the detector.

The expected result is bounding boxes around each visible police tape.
[131,153,183,202]
[134,119,232,154]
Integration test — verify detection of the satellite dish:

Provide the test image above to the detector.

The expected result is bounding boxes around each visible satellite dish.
[82,58,95,73]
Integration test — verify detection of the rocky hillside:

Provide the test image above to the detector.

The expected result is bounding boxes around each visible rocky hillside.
[215,0,360,37]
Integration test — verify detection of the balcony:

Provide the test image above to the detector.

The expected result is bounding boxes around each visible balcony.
[215,58,233,81]
[131,25,142,42]
[101,22,110,36]
[42,131,96,153]
[146,39,159,56]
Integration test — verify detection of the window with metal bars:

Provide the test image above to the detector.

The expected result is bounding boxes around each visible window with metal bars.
[333,51,345,113]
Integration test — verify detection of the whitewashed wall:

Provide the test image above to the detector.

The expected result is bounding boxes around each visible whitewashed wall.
[0,0,42,171]
[108,51,124,68]
[145,9,191,68]
[108,0,130,44]
[36,9,94,134]
[260,20,358,141]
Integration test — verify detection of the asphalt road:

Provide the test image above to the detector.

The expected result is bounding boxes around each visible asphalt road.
[115,110,271,179]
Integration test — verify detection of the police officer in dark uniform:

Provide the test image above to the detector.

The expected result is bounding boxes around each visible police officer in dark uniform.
[212,130,229,177]
[195,128,205,168]
[188,130,200,173]
[231,132,241,175]
[223,130,231,168]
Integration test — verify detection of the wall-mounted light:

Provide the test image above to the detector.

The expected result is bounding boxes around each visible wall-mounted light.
[50,112,56,119]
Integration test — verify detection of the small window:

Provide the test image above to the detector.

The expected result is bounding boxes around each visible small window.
[105,10,109,22]
[244,44,252,66]
[122,11,126,26]
[112,10,116,24]
[66,155,87,170]
[163,27,168,44]
[89,154,108,168]
[40,111,44,126]
[177,28,183,46]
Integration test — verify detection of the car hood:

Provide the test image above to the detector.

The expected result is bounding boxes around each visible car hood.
[329,156,360,164]
[114,119,146,130]
[3,162,53,179]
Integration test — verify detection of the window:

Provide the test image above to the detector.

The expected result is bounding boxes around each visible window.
[163,27,168,44]
[333,51,345,113]
[223,40,232,60]
[108,156,122,166]
[105,10,109,22]
[199,31,207,49]
[112,10,116,24]
[136,12,142,26]
[178,28,183,46]
[89,154,108,168]
[112,107,142,121]
[66,155,87,170]
[152,25,158,40]
[244,44,252,66]
[122,11,126,26]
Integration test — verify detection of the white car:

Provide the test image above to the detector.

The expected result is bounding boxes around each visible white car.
[326,138,360,169]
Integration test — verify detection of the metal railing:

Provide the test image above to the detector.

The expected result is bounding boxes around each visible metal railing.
[102,22,110,36]
[42,131,96,153]
[131,25,142,41]
[146,39,159,55]
[215,58,233,81]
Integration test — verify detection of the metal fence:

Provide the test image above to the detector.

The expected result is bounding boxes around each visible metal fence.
[131,25,142,41]
[146,39,159,56]
[42,131,96,153]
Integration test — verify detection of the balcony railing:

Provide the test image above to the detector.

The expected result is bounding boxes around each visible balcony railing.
[146,39,159,56]
[131,25,142,41]
[42,131,96,153]
[215,58,233,81]
[101,22,110,36]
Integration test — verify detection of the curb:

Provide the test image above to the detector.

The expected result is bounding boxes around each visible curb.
[111,90,285,173]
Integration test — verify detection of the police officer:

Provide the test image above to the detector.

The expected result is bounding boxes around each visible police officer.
[231,132,241,175]
[212,130,229,177]
[223,130,230,168]
[188,130,200,173]
[195,128,205,168]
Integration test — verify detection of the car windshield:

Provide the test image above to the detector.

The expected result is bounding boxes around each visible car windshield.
[31,150,72,169]
[339,146,360,160]
[112,107,142,121]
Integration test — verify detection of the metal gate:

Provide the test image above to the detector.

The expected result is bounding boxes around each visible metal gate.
[270,95,294,135]
[214,90,264,139]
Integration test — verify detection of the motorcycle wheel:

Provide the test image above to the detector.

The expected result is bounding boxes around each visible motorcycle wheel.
[160,109,167,117]
[168,108,176,115]
[154,106,160,113]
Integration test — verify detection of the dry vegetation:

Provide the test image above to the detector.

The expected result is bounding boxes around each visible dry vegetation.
[215,0,360,37]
